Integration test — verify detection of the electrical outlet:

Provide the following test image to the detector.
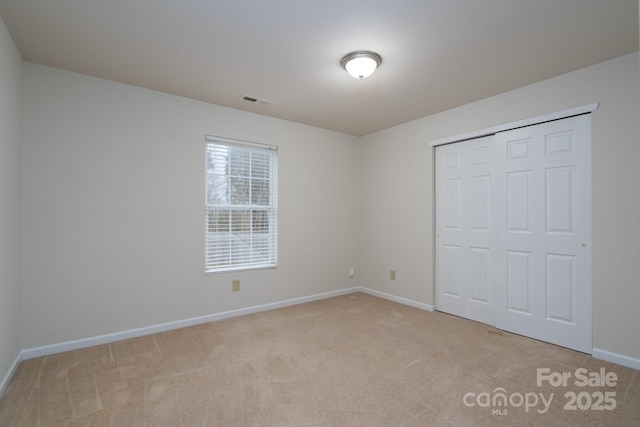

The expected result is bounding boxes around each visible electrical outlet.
[390,270,396,280]
[232,279,240,292]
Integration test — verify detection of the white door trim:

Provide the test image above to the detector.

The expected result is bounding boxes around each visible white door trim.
[428,103,599,147]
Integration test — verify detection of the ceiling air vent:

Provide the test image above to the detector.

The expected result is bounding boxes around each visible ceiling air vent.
[242,95,274,106]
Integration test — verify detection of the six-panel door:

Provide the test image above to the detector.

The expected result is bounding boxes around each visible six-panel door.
[494,115,592,353]
[435,115,592,353]
[436,136,496,326]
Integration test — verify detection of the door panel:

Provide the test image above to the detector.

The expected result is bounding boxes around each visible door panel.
[444,179,461,229]
[443,245,462,297]
[495,114,592,353]
[436,136,496,325]
[546,167,573,233]
[506,250,532,314]
[436,114,592,353]
[507,171,532,232]
[545,254,574,323]
[469,247,490,303]
[470,176,490,230]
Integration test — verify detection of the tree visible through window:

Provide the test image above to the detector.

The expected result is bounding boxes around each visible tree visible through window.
[205,137,278,273]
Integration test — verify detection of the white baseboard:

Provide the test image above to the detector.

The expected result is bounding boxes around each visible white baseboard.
[357,287,435,312]
[20,286,433,361]
[592,348,640,371]
[9,287,638,392]
[0,352,22,398]
[21,287,361,360]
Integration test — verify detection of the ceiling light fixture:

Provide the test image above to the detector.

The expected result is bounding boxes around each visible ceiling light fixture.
[341,51,382,80]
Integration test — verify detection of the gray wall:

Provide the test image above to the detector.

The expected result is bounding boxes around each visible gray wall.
[4,42,640,381]
[20,63,360,348]
[0,16,22,391]
[358,52,640,361]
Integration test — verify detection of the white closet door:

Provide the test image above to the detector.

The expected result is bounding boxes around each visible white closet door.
[495,115,592,353]
[435,136,496,325]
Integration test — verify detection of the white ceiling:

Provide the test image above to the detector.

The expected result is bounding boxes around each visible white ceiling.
[1,0,638,136]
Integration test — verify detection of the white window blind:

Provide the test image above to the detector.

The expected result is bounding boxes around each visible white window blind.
[205,137,278,273]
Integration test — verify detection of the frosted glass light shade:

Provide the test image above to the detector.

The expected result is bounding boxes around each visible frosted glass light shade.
[341,51,381,79]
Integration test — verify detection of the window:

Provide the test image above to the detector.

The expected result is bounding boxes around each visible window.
[205,136,278,273]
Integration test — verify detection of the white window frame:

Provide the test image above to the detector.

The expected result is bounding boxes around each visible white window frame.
[205,136,278,273]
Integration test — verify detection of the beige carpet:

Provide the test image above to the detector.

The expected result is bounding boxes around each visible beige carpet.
[0,292,638,426]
